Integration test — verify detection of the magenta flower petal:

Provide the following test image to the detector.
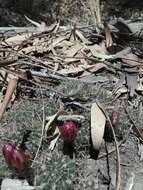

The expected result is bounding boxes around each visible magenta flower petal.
[2,143,26,171]
[58,121,78,143]
[3,144,15,163]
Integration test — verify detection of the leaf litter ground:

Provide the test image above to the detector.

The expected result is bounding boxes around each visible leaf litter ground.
[0,18,143,189]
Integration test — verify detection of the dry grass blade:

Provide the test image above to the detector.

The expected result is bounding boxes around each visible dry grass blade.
[32,90,45,166]
[0,77,17,120]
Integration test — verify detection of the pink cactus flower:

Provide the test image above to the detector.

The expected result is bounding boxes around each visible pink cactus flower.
[3,143,27,171]
[58,121,78,143]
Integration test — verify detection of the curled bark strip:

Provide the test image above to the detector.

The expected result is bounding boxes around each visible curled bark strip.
[0,77,17,120]
[91,102,106,152]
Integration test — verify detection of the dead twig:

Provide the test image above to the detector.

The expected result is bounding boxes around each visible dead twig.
[104,141,111,189]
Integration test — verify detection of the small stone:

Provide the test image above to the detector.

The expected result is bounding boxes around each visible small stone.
[1,178,34,190]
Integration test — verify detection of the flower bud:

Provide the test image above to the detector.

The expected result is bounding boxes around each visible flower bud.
[3,143,27,171]
[58,121,78,143]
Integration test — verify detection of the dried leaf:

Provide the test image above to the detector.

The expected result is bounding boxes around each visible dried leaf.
[58,63,106,75]
[58,40,74,49]
[126,73,138,97]
[112,74,126,94]
[45,111,62,132]
[3,34,32,46]
[64,58,80,64]
[122,58,142,67]
[112,47,131,59]
[87,45,113,60]
[114,86,128,99]
[104,22,113,48]
[138,143,143,161]
[20,45,48,54]
[49,134,60,151]
[64,43,83,63]
[48,36,68,50]
[58,65,87,75]
[52,21,60,33]
[75,29,91,44]
[136,78,143,91]
[128,22,143,37]
[91,102,106,151]
[20,46,36,54]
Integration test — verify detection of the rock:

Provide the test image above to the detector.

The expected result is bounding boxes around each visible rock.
[1,178,34,190]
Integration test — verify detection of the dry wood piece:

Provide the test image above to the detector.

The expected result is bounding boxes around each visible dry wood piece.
[0,77,17,120]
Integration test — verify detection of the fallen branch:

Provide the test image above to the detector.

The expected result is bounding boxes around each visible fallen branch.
[0,77,17,120]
